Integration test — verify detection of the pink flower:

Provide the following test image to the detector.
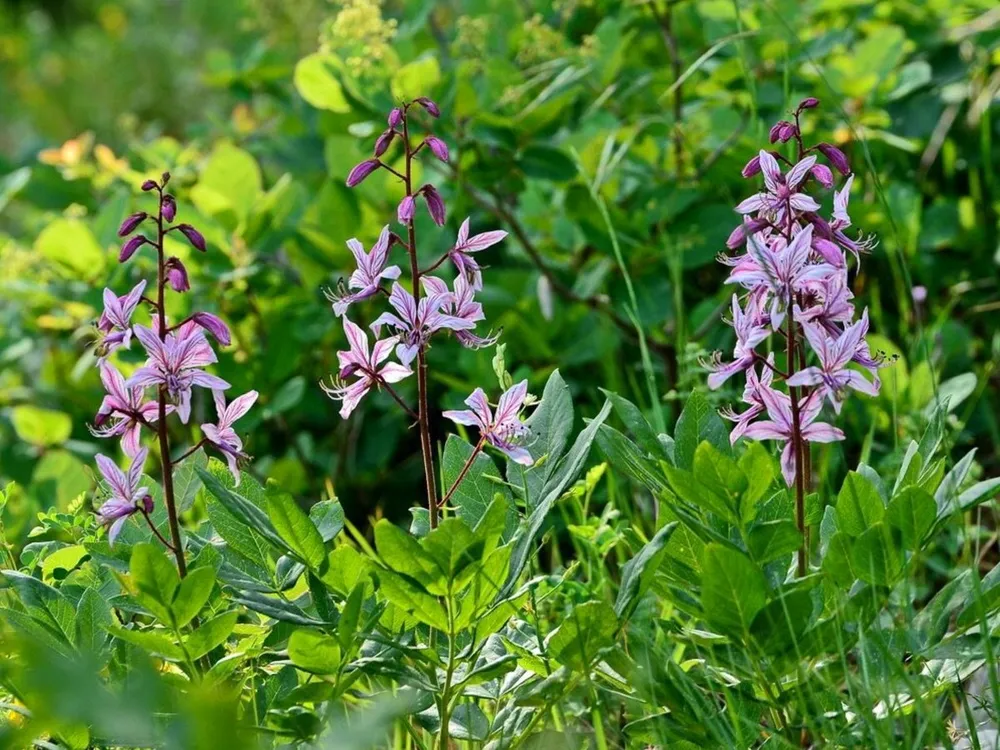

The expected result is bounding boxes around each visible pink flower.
[95,448,152,545]
[202,390,258,484]
[128,322,230,423]
[743,388,844,486]
[703,294,769,390]
[97,281,147,358]
[448,217,508,291]
[720,356,774,444]
[735,150,820,217]
[421,275,499,350]
[90,363,170,457]
[322,318,412,419]
[371,282,475,366]
[329,226,402,317]
[444,381,533,465]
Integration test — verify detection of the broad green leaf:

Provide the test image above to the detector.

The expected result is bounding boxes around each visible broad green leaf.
[596,424,669,495]
[750,588,814,655]
[191,140,262,224]
[374,519,444,592]
[694,441,747,503]
[442,435,514,532]
[850,522,902,587]
[448,704,490,742]
[337,584,365,653]
[11,406,71,447]
[197,466,286,554]
[391,56,441,100]
[74,587,113,656]
[738,442,776,523]
[822,532,856,587]
[2,571,75,644]
[185,611,239,660]
[170,565,216,627]
[673,391,729,470]
[747,521,802,564]
[375,568,448,631]
[936,451,990,522]
[549,600,617,670]
[601,389,670,461]
[885,487,935,550]
[836,471,884,536]
[130,543,179,621]
[519,370,574,504]
[266,492,326,570]
[320,545,372,597]
[701,544,768,636]
[106,625,183,661]
[288,629,342,674]
[956,564,1000,629]
[614,522,678,620]
[34,218,105,279]
[28,450,90,510]
[309,499,345,542]
[422,518,483,587]
[294,54,350,113]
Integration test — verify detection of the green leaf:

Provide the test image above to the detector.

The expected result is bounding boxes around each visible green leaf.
[694,441,747,503]
[11,406,71,447]
[197,466,286,554]
[673,391,729,471]
[836,471,885,536]
[266,492,326,570]
[391,56,441,100]
[191,140,262,224]
[337,583,365,653]
[375,568,448,631]
[374,519,444,593]
[288,629,342,674]
[200,466,276,571]
[747,521,802,564]
[614,522,678,621]
[596,424,669,495]
[294,54,350,113]
[130,543,179,622]
[170,565,216,627]
[442,435,514,532]
[310,499,345,542]
[320,545,372,597]
[885,487,935,550]
[520,370,574,503]
[448,704,490,742]
[74,587,113,656]
[172,451,206,513]
[750,588,814,655]
[738,443,776,523]
[519,146,577,181]
[422,518,483,586]
[822,532,856,587]
[701,544,768,637]
[185,611,239,660]
[549,601,617,670]
[106,625,183,661]
[34,218,106,279]
[935,450,985,521]
[850,522,902,587]
[2,571,75,644]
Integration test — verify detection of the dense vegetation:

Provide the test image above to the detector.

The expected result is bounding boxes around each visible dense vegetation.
[1,1,999,748]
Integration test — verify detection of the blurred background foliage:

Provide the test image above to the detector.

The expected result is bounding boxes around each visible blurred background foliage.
[1,0,999,545]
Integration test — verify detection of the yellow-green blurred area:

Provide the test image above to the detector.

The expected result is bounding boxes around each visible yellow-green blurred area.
[1,0,999,543]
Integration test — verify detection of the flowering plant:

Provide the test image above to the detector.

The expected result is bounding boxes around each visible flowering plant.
[705,99,883,574]
[330,98,527,528]
[91,174,256,571]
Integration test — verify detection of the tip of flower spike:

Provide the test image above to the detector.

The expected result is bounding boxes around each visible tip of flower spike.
[797,97,820,111]
[161,194,177,223]
[117,212,148,237]
[141,179,158,191]
[412,97,440,117]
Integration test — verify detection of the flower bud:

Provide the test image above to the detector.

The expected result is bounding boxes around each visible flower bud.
[397,195,415,224]
[768,121,789,143]
[374,129,395,157]
[912,285,927,304]
[388,108,403,128]
[817,143,850,175]
[165,257,189,292]
[741,155,761,178]
[797,97,820,111]
[810,163,834,188]
[176,224,206,251]
[161,194,177,222]
[422,185,445,226]
[813,237,844,267]
[413,97,440,117]
[777,122,798,143]
[119,235,149,262]
[191,312,231,346]
[424,136,449,162]
[141,179,158,191]
[141,494,154,514]
[339,363,361,379]
[346,159,380,187]
[161,171,171,186]
[117,211,148,237]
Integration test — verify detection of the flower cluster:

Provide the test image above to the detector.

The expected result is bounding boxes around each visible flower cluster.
[706,98,883,488]
[329,98,533,523]
[91,174,256,552]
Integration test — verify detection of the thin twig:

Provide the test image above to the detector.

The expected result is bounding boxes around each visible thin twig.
[439,437,486,508]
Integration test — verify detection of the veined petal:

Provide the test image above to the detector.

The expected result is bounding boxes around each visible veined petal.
[343,318,370,360]
[378,362,412,384]
[464,388,493,426]
[786,155,817,190]
[742,420,789,442]
[190,371,231,391]
[223,390,258,426]
[801,422,845,443]
[496,380,528,424]
[758,150,782,194]
[735,194,768,214]
[443,408,483,428]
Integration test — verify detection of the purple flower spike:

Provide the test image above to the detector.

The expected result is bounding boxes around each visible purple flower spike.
[424,136,449,162]
[161,195,177,222]
[443,381,533,465]
[191,312,231,346]
[322,318,412,419]
[128,323,230,423]
[202,389,258,485]
[176,224,206,252]
[742,388,844,486]
[422,185,446,226]
[95,447,151,545]
[119,235,149,263]
[330,225,402,316]
[817,143,850,175]
[347,159,381,187]
[413,97,440,117]
[165,257,190,292]
[398,195,415,224]
[118,212,148,237]
[448,217,508,290]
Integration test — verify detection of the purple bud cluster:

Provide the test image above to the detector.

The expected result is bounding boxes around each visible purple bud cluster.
[705,99,884,487]
[92,173,257,546]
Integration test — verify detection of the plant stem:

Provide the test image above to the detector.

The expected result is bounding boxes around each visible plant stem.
[155,186,187,577]
[786,289,806,577]
[439,437,485,507]
[402,110,440,529]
